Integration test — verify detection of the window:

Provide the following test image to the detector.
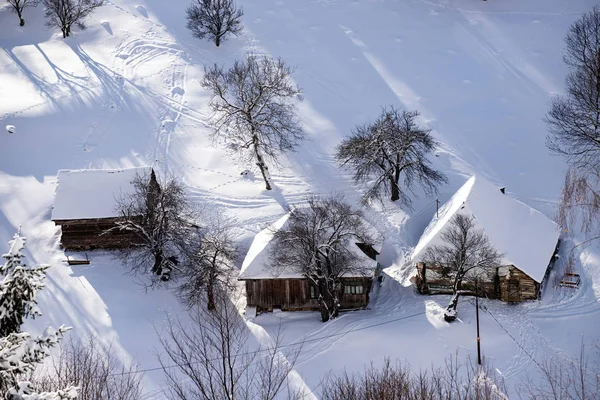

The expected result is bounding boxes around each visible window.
[344,281,364,295]
[309,285,317,299]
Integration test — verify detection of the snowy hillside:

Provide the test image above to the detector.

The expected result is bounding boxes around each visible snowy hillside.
[1,0,600,397]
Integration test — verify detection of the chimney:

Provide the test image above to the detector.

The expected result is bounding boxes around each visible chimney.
[499,187,505,194]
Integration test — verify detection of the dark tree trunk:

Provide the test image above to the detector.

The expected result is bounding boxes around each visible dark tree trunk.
[253,134,272,190]
[207,283,215,311]
[152,250,163,276]
[215,35,221,47]
[19,14,25,26]
[390,174,400,202]
[390,162,401,201]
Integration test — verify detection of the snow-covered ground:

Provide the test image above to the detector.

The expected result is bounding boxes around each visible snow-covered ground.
[1,0,600,397]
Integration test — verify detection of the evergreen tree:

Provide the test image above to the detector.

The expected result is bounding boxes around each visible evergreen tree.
[0,232,77,399]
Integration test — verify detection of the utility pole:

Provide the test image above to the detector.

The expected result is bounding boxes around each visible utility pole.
[476,279,481,365]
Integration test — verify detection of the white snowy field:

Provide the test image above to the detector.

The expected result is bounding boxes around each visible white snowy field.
[1,0,600,397]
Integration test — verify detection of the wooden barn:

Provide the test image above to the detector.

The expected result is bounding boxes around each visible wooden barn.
[51,167,157,250]
[239,213,383,313]
[411,175,560,302]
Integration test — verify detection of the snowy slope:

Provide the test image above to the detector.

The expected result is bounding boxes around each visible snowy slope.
[2,0,600,397]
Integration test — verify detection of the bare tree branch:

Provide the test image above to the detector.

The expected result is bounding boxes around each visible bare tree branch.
[336,106,446,208]
[105,171,201,285]
[31,335,143,400]
[186,0,243,47]
[270,194,376,322]
[42,0,103,38]
[177,214,238,310]
[423,214,502,317]
[201,55,304,190]
[6,0,39,26]
[157,291,303,400]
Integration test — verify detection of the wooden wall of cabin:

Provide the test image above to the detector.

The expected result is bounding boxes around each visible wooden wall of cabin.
[244,277,372,312]
[54,218,142,250]
[415,262,540,302]
[499,266,540,302]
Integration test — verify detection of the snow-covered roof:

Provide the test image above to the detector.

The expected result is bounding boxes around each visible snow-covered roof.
[411,175,560,283]
[51,167,153,220]
[239,211,381,280]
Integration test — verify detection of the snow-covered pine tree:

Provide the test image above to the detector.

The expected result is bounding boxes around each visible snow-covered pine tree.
[0,232,77,399]
[0,234,46,337]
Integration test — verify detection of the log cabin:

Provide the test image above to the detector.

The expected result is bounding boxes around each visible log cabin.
[51,167,158,250]
[239,212,383,314]
[411,175,560,302]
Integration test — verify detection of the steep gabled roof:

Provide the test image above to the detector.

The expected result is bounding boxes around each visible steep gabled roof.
[411,175,560,283]
[51,167,153,221]
[239,210,382,280]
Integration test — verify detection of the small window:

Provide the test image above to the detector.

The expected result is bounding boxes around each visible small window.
[309,285,317,299]
[344,281,364,295]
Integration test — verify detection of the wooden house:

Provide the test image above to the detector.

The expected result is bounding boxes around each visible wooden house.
[51,167,157,250]
[239,212,383,313]
[411,175,560,302]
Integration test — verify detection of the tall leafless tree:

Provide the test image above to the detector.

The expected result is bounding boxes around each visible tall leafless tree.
[105,171,200,284]
[186,0,243,47]
[32,335,143,400]
[546,6,600,170]
[270,195,376,322]
[177,215,238,310]
[201,55,304,191]
[42,0,103,38]
[520,339,600,400]
[423,214,502,318]
[7,0,39,26]
[336,106,446,208]
[546,7,600,248]
[157,291,303,400]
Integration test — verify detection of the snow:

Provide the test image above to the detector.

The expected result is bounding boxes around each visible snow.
[51,167,152,221]
[4,233,24,258]
[411,175,561,283]
[239,211,380,279]
[1,0,600,397]
[239,212,297,279]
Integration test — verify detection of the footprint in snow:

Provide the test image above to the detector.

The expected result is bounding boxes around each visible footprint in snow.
[135,5,148,18]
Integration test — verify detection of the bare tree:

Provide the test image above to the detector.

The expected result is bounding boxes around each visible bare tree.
[321,354,508,400]
[201,55,304,191]
[423,214,502,318]
[336,106,446,208]
[546,6,600,170]
[186,0,243,47]
[32,335,143,400]
[545,6,600,248]
[178,215,238,310]
[157,291,303,400]
[558,166,600,243]
[270,195,376,322]
[42,0,104,38]
[105,171,200,284]
[7,0,39,26]
[520,340,600,400]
